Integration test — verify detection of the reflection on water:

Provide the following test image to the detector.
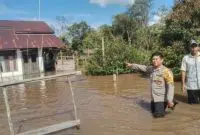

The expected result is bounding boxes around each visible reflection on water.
[18,84,26,108]
[1,73,200,135]
[39,74,47,101]
[113,81,118,95]
[113,74,118,95]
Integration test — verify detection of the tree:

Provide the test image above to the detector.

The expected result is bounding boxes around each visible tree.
[99,24,114,40]
[112,0,153,45]
[127,0,153,27]
[159,0,200,76]
[49,16,71,48]
[86,37,150,75]
[55,16,69,36]
[169,0,200,21]
[162,0,200,48]
[83,30,101,56]
[67,21,91,53]
[112,13,137,45]
[135,27,160,51]
[153,5,170,25]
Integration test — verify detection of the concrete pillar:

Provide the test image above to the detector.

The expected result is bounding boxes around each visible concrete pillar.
[38,48,44,72]
[16,49,23,75]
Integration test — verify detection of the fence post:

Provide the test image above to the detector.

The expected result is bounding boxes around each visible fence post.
[102,37,105,65]
[67,78,78,120]
[3,87,15,135]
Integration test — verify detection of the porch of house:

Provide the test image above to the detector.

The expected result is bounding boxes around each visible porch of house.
[0,49,41,81]
[0,48,76,83]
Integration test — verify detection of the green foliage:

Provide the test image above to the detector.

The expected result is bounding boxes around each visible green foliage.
[83,0,166,75]
[57,0,200,78]
[67,21,91,53]
[163,0,200,48]
[135,26,162,50]
[112,13,137,44]
[161,20,193,48]
[86,38,151,75]
[160,0,200,78]
[83,30,101,49]
[158,42,185,72]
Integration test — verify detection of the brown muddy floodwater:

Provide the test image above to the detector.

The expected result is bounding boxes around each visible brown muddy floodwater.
[0,73,200,135]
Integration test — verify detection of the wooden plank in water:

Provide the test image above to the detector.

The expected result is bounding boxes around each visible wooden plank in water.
[16,119,80,135]
[0,71,81,87]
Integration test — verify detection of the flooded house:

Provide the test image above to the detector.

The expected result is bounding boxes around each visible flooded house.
[0,20,64,79]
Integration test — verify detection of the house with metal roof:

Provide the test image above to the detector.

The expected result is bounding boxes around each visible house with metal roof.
[0,20,64,79]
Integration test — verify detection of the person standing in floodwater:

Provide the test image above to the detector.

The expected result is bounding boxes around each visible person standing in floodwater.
[181,40,200,104]
[127,52,178,118]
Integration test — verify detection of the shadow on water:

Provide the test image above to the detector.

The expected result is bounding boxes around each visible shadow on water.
[119,95,152,114]
[137,99,151,113]
[139,72,149,79]
[120,95,139,100]
[174,93,188,103]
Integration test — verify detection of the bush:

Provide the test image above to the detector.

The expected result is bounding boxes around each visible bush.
[157,41,185,80]
[86,38,151,75]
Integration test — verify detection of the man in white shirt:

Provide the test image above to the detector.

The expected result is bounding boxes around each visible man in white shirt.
[181,40,200,104]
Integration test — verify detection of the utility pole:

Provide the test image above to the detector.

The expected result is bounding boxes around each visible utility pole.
[39,0,41,20]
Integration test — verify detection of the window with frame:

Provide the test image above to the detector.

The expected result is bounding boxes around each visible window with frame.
[0,50,17,72]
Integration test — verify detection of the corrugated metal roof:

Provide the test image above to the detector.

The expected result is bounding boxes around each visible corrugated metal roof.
[0,20,54,34]
[0,20,65,50]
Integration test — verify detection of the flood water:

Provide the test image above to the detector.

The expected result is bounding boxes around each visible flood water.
[1,73,200,135]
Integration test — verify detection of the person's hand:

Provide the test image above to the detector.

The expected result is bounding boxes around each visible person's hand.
[126,63,132,68]
[168,101,174,108]
[182,84,186,95]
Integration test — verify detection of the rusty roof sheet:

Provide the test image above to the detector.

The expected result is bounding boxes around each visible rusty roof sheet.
[0,20,65,50]
[0,20,54,34]
[0,29,64,50]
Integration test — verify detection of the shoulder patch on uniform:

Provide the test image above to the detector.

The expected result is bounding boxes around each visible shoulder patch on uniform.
[163,68,174,84]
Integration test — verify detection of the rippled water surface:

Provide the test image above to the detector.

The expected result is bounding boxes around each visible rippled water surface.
[0,73,200,135]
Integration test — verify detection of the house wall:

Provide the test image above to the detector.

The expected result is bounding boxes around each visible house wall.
[0,48,57,83]
[0,48,45,81]
[0,49,23,81]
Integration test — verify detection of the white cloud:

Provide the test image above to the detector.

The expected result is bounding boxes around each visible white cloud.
[148,15,161,26]
[89,0,135,7]
[0,3,27,15]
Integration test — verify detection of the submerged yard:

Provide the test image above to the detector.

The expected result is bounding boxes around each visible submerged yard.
[0,73,200,135]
